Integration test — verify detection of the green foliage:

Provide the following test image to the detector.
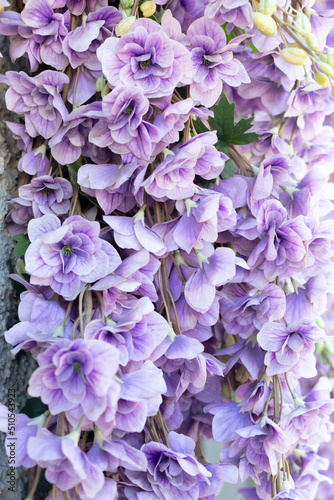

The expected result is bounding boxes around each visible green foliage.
[209,93,259,147]
[12,233,30,256]
[20,397,48,418]
[193,93,259,178]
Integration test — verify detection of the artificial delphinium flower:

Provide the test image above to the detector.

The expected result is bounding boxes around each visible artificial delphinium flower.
[1,0,334,499]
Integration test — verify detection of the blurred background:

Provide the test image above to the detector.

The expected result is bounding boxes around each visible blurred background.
[203,439,243,500]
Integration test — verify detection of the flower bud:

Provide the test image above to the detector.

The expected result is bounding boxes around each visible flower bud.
[95,76,106,92]
[327,48,334,67]
[140,1,156,18]
[280,46,308,65]
[318,61,334,76]
[294,12,311,33]
[225,334,235,347]
[304,33,319,50]
[15,258,25,275]
[120,0,134,8]
[235,365,250,384]
[316,316,325,329]
[115,15,136,37]
[101,83,110,97]
[315,341,324,354]
[119,5,132,18]
[221,383,231,399]
[314,71,329,87]
[258,0,276,16]
[252,12,277,37]
[324,340,334,356]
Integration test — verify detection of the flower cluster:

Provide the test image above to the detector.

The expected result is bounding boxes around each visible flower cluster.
[1,0,334,499]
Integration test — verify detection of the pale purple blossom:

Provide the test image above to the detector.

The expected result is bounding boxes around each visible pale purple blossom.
[25,214,121,300]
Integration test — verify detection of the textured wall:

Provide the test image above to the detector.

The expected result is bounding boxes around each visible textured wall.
[0,35,36,500]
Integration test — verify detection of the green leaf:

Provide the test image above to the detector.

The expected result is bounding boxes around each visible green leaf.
[20,397,48,418]
[12,233,30,256]
[209,93,259,146]
[221,160,236,179]
[67,160,81,189]
[193,118,209,135]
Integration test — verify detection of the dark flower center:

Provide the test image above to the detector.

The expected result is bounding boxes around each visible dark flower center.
[43,187,50,197]
[203,57,211,66]
[62,245,74,256]
[126,106,133,115]
[140,60,151,69]
[73,361,81,372]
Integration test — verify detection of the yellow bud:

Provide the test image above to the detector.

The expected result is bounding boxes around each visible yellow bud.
[315,342,324,354]
[252,12,277,37]
[304,32,319,51]
[225,334,235,347]
[314,71,329,86]
[294,12,311,33]
[101,83,110,97]
[318,61,334,76]
[327,47,334,67]
[235,366,250,384]
[115,16,136,37]
[258,0,276,16]
[280,46,308,65]
[140,1,156,18]
[221,383,231,399]
[0,3,4,14]
[15,258,25,275]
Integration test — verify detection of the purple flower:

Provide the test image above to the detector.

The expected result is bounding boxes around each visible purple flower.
[248,199,312,280]
[4,70,69,139]
[257,321,326,378]
[49,102,113,164]
[85,296,170,366]
[187,18,249,107]
[27,427,105,497]
[6,196,34,235]
[88,434,147,473]
[97,17,192,99]
[205,0,253,29]
[220,283,286,337]
[89,86,161,161]
[20,0,68,70]
[115,361,167,434]
[281,398,334,445]
[29,338,120,420]
[133,431,212,499]
[206,401,252,444]
[25,214,121,300]
[104,213,167,257]
[185,247,236,314]
[18,176,72,218]
[229,417,288,477]
[0,404,47,468]
[5,288,74,355]
[63,7,122,69]
[142,132,225,201]
[0,0,68,71]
